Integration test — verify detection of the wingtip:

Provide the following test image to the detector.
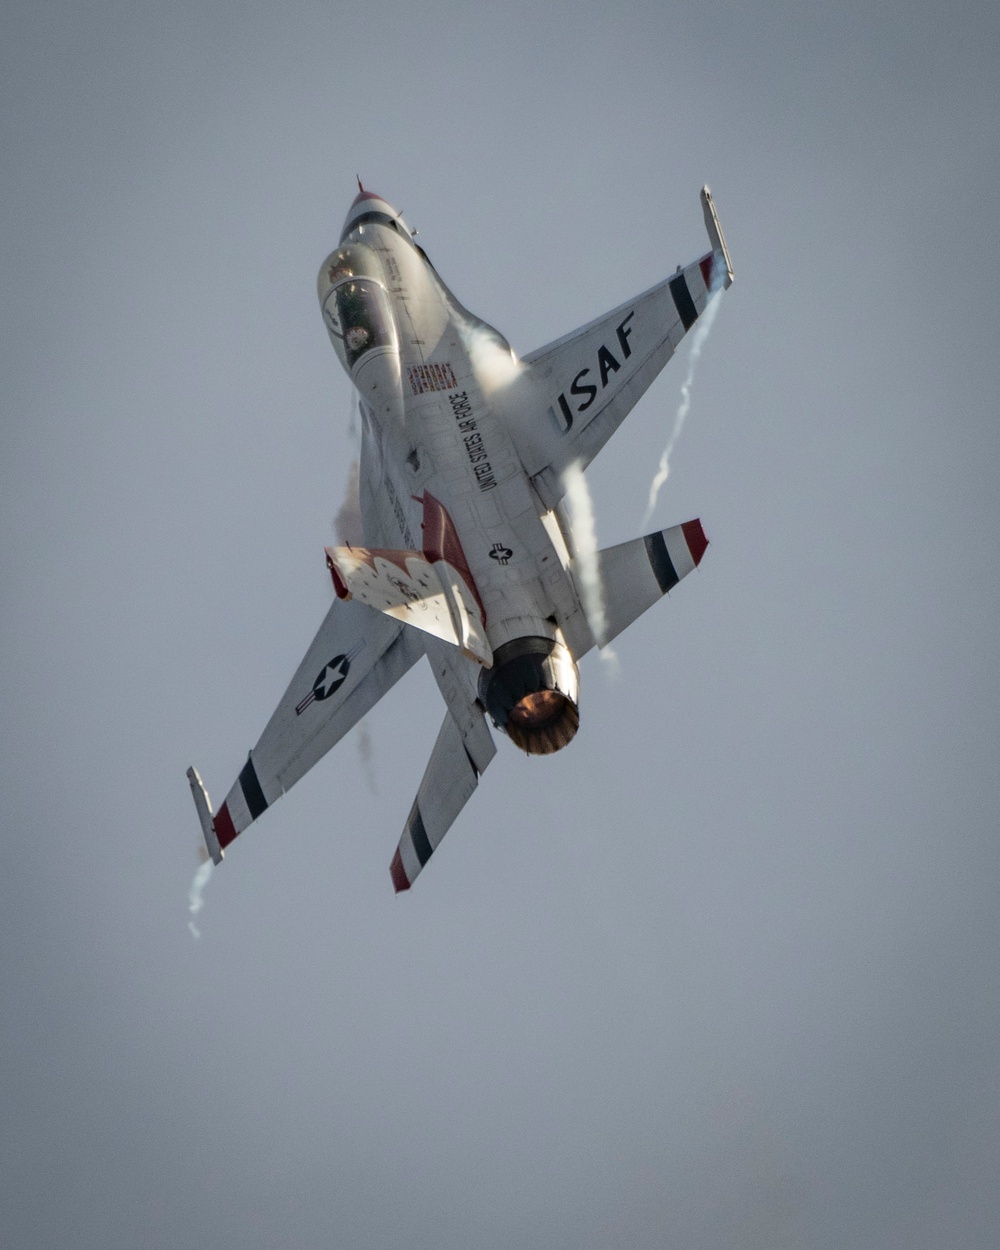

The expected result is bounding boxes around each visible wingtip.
[187,765,224,864]
[700,187,734,288]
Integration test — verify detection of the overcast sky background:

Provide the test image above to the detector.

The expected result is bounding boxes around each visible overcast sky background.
[3,2,999,1247]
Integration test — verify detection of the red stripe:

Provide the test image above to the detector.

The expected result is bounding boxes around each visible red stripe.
[325,550,351,599]
[214,802,238,849]
[681,519,709,566]
[699,253,714,289]
[420,492,487,622]
[390,849,411,893]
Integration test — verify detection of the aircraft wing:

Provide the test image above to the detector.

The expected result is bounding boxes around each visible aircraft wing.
[514,187,733,510]
[189,597,424,862]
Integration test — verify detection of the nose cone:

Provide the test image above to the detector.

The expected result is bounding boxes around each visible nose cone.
[351,187,393,210]
[341,187,401,236]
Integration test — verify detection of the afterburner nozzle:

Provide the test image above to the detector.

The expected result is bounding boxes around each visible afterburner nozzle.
[478,636,580,755]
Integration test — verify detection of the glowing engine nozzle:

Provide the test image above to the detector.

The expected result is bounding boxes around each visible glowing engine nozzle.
[479,636,580,755]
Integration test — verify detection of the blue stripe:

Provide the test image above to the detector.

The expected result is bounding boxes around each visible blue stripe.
[644,531,679,594]
[669,273,698,331]
[409,804,433,867]
[239,755,268,821]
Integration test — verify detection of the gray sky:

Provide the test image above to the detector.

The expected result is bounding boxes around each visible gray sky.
[3,2,999,1246]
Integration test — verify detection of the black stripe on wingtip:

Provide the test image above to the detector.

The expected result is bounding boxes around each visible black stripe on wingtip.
[409,804,433,867]
[645,531,679,594]
[239,755,268,821]
[669,274,698,331]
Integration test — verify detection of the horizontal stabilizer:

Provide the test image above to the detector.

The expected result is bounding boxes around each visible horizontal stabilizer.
[585,518,708,648]
[391,709,490,892]
[423,635,497,775]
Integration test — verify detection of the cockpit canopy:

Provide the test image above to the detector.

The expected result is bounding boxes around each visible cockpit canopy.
[318,244,397,372]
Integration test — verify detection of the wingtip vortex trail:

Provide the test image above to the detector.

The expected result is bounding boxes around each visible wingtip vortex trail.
[642,274,726,529]
[561,461,618,674]
[187,859,213,938]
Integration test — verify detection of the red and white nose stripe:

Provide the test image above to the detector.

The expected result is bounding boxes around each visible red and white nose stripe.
[341,187,408,238]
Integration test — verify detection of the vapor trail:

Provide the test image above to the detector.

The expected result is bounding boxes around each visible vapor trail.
[356,720,377,795]
[642,283,724,528]
[458,318,523,395]
[334,460,364,545]
[187,858,212,939]
[562,461,617,670]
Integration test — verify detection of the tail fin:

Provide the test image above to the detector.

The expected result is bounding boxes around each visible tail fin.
[325,491,491,666]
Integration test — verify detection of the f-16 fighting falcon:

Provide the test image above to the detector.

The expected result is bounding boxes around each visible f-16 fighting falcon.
[188,184,734,891]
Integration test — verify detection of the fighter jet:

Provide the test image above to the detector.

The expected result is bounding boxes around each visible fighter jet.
[188,185,733,891]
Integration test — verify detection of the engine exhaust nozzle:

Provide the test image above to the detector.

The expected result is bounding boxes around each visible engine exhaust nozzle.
[479,636,580,755]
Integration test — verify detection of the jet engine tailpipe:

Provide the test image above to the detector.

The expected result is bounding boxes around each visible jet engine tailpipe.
[479,636,579,755]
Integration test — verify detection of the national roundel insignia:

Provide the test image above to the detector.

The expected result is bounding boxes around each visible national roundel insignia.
[295,653,351,715]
